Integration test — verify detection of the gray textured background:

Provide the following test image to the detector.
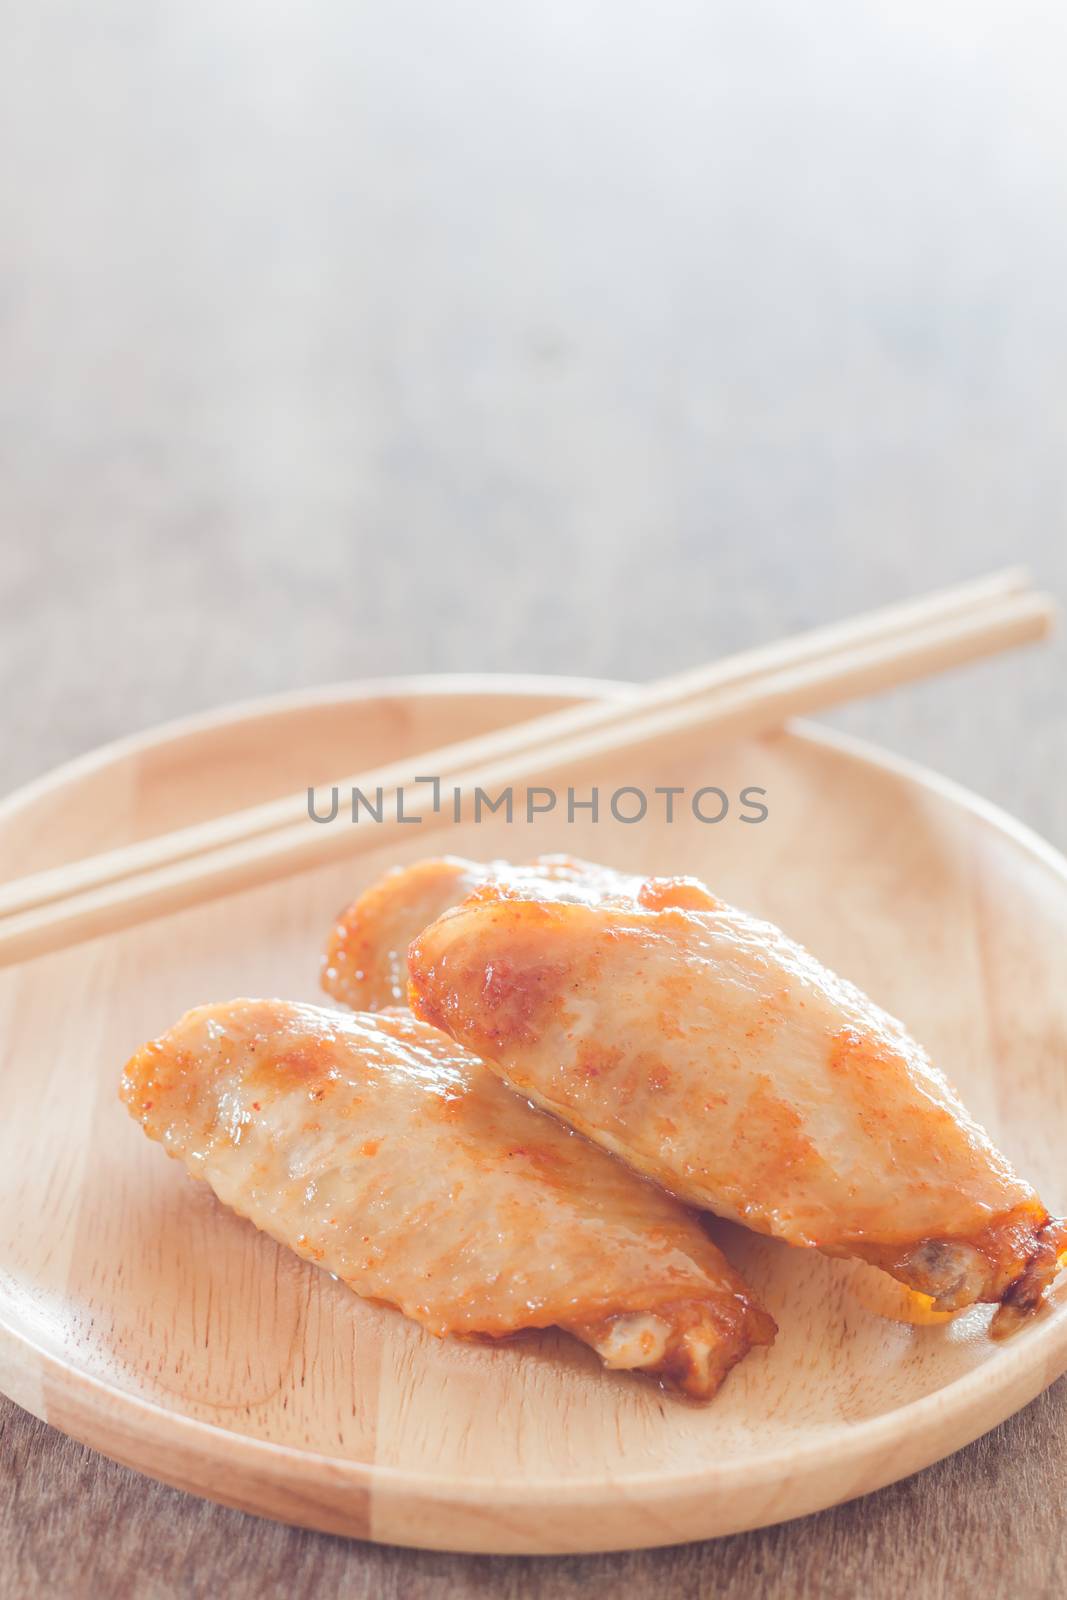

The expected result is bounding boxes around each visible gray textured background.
[2,2,1065,1595]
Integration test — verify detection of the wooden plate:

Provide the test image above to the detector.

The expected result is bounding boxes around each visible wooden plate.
[1,675,1065,1554]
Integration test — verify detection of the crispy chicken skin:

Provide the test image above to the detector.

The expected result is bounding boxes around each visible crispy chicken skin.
[323,857,487,1011]
[121,999,774,1397]
[321,855,640,1012]
[403,864,1065,1318]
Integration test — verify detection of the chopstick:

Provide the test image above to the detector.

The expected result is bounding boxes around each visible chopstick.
[0,566,1035,918]
[0,572,1054,969]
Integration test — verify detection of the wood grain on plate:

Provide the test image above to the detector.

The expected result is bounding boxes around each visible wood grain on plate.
[0,678,1065,1554]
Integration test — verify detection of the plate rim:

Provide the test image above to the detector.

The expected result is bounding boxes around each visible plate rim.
[2,672,1066,1530]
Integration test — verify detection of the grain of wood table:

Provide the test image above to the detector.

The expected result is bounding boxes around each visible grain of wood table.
[2,3,1066,1595]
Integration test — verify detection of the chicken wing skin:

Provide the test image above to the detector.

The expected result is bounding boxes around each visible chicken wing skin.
[407,873,1065,1317]
[121,999,774,1398]
[321,855,639,1012]
[322,857,486,1011]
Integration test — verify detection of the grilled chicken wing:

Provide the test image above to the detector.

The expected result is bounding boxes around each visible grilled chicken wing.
[322,855,638,1012]
[323,857,486,1011]
[121,999,774,1397]
[403,864,1065,1319]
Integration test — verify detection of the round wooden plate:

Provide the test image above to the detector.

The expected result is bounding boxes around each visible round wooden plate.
[1,675,1065,1554]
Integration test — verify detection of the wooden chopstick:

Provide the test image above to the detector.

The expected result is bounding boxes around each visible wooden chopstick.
[0,576,1054,969]
[0,566,1035,921]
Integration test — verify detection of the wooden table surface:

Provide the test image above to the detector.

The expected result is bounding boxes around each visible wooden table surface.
[2,3,1066,1595]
